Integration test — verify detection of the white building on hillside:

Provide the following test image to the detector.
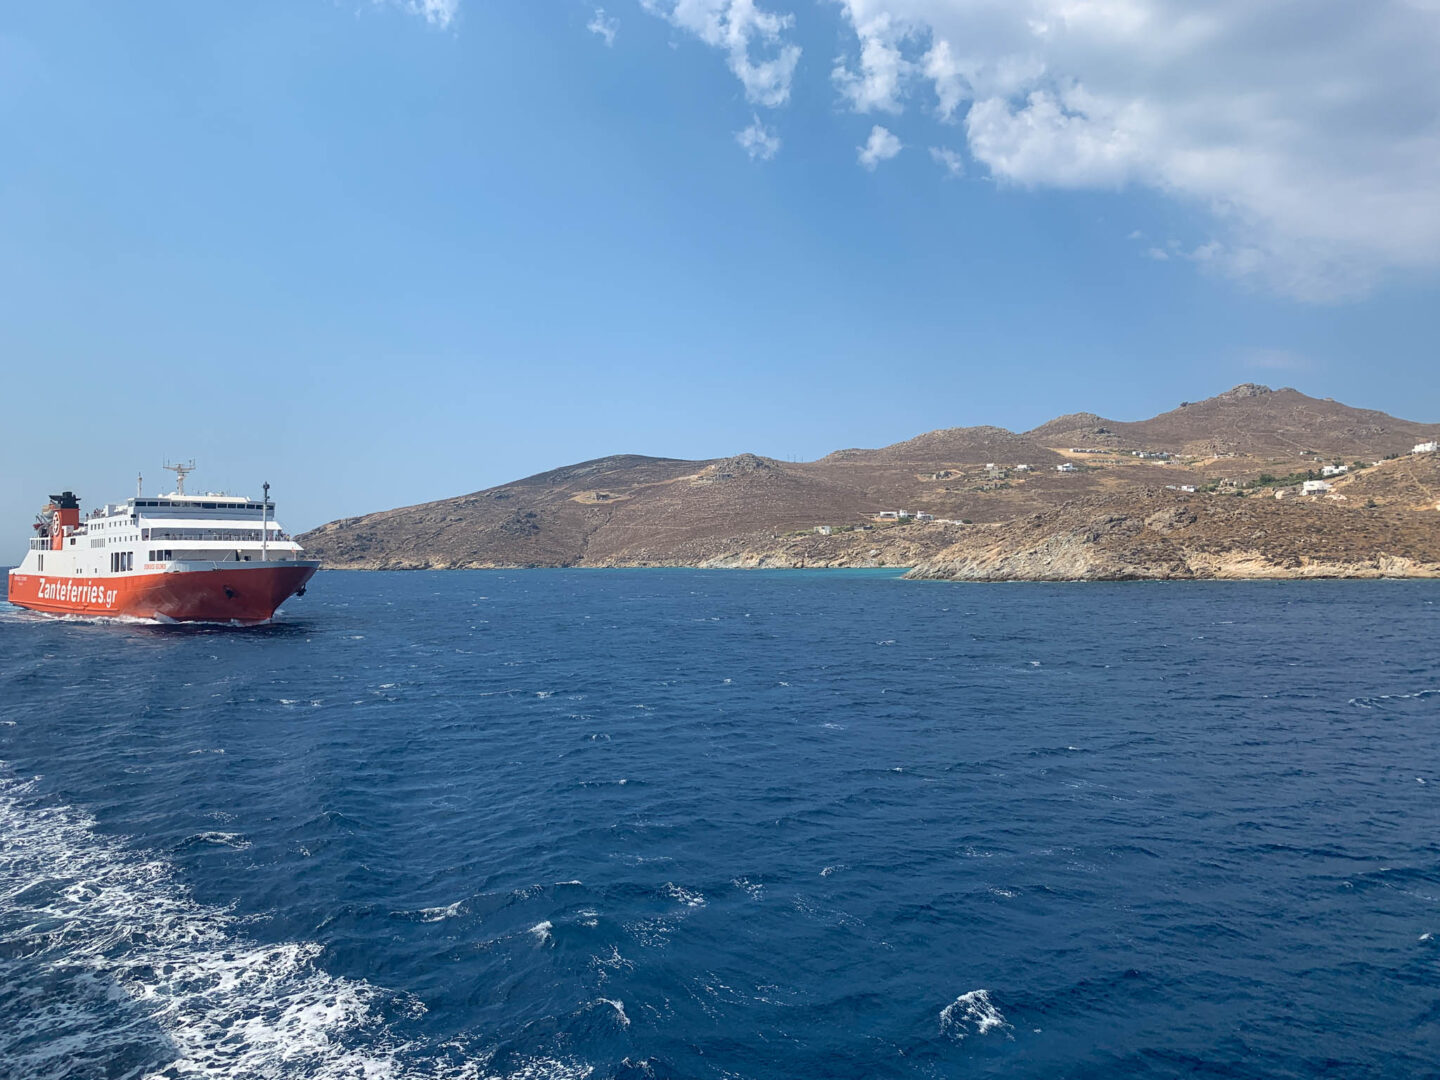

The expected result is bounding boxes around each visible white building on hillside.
[1302,479,1332,495]
[1322,464,1348,476]
[1056,463,1079,473]
[1415,441,1438,454]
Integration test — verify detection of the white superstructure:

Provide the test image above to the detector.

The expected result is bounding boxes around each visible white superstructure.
[17,492,305,580]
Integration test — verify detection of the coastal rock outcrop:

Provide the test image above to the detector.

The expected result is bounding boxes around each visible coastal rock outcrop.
[905,490,1440,581]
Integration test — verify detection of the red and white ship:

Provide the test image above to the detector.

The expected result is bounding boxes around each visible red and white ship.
[6,463,318,623]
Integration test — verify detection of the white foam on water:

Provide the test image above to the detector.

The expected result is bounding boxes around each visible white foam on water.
[410,900,467,923]
[592,999,629,1028]
[1349,689,1439,709]
[731,877,764,901]
[177,831,252,851]
[0,773,591,1080]
[939,989,1012,1042]
[528,921,554,945]
[590,945,632,973]
[659,883,706,909]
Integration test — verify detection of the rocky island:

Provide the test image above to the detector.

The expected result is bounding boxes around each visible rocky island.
[300,385,1440,580]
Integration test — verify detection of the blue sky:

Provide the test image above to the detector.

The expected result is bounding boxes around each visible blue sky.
[2,1,1438,545]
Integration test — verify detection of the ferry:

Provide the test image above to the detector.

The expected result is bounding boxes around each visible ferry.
[6,463,318,623]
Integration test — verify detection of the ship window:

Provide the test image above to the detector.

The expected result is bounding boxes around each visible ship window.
[37,554,43,572]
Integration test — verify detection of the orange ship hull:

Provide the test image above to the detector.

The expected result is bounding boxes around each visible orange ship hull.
[6,562,318,624]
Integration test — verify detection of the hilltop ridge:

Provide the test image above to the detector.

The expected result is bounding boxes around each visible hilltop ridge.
[300,385,1440,573]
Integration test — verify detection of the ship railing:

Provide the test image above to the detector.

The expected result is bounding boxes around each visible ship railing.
[29,537,51,551]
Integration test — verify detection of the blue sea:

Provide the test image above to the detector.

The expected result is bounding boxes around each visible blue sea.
[2,570,1438,1079]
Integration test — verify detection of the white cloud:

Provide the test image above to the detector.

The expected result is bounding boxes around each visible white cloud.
[385,0,459,28]
[588,8,619,46]
[833,12,911,113]
[1144,247,1169,261]
[929,146,964,177]
[642,0,801,107]
[826,0,1440,299]
[736,115,782,160]
[859,125,903,169]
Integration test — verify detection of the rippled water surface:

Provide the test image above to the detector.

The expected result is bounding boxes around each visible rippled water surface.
[2,570,1439,1079]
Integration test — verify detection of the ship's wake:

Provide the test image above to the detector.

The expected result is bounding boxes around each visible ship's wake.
[0,771,589,1080]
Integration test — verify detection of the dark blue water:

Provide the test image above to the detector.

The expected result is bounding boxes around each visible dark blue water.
[2,571,1438,1079]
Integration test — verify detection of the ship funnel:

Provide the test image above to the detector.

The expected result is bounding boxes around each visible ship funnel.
[47,491,80,550]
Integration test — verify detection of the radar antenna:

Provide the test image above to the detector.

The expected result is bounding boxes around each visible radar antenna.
[163,459,196,495]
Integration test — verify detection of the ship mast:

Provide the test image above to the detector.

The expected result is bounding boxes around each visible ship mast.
[163,459,196,495]
[262,481,269,562]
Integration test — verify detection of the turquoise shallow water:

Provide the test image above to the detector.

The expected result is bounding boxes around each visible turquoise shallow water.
[2,570,1439,1078]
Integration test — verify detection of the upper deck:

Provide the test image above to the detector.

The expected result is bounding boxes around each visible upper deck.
[29,491,297,555]
[91,494,274,522]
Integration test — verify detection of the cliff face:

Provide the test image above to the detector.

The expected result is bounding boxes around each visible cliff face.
[905,491,1440,581]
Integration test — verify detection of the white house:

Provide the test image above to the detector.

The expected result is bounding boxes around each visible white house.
[815,525,833,536]
[1415,441,1438,454]
[914,512,934,521]
[1321,464,1348,477]
[1056,463,1079,473]
[1014,464,1033,472]
[1302,479,1332,495]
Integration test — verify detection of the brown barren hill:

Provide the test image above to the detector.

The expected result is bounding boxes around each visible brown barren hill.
[1332,452,1440,511]
[905,490,1440,581]
[1027,384,1440,459]
[299,386,1440,572]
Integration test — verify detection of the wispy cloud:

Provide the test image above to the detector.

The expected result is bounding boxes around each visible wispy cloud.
[642,0,800,107]
[384,0,459,28]
[823,0,1440,300]
[587,7,618,47]
[1144,247,1169,261]
[834,11,911,114]
[736,115,781,161]
[859,125,902,170]
[929,146,963,178]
